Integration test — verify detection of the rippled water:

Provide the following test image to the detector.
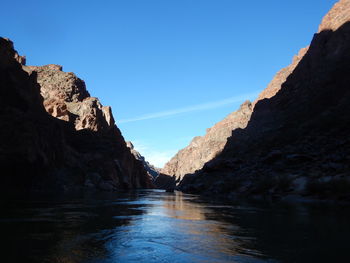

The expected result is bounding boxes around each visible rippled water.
[1,190,349,263]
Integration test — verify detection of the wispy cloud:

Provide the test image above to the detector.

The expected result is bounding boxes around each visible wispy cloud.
[117,91,259,124]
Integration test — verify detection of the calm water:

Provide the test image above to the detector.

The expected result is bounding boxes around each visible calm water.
[1,190,349,263]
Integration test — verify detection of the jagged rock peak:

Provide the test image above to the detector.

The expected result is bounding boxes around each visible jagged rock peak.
[126,141,134,150]
[318,0,350,32]
[23,64,115,131]
[0,38,26,67]
[23,64,90,103]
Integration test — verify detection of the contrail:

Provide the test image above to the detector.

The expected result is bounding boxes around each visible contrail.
[117,91,259,124]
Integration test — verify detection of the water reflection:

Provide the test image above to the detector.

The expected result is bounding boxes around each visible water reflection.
[106,191,257,263]
[1,190,350,263]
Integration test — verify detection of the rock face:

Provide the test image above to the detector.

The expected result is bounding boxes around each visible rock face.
[162,101,253,182]
[23,65,115,132]
[162,18,311,183]
[0,38,152,197]
[253,47,308,107]
[178,0,350,201]
[318,0,350,32]
[124,142,176,190]
[126,141,159,181]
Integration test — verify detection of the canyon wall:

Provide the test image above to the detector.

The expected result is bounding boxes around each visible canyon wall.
[0,38,152,197]
[162,101,253,182]
[178,0,350,200]
[162,30,308,183]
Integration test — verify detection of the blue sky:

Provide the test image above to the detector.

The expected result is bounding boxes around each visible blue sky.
[1,0,336,167]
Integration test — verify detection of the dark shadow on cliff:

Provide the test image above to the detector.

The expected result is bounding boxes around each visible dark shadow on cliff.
[179,22,350,200]
[0,38,152,199]
[154,173,176,191]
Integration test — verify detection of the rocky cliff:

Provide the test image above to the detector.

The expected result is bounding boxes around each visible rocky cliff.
[178,0,350,201]
[126,141,159,180]
[23,64,115,132]
[162,27,309,183]
[0,38,152,197]
[162,42,307,182]
[162,101,253,182]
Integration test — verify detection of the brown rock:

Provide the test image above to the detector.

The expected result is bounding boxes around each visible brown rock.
[162,100,253,181]
[318,0,350,32]
[43,98,70,121]
[23,65,115,132]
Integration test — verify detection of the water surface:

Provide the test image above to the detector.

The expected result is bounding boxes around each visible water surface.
[1,190,349,262]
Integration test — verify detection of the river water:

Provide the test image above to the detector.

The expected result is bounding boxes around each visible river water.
[1,190,349,263]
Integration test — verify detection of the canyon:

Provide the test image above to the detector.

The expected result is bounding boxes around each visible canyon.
[1,0,350,202]
[2,2,350,263]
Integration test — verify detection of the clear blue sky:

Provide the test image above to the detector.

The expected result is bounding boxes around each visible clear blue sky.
[1,0,337,167]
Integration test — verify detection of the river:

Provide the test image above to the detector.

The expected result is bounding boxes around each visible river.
[1,190,349,262]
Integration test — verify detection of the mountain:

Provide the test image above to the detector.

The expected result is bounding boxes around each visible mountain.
[177,0,350,201]
[0,37,152,197]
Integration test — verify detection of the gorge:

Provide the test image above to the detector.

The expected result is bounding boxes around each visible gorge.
[1,0,350,262]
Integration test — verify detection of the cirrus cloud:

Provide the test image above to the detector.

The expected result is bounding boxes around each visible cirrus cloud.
[117,91,259,124]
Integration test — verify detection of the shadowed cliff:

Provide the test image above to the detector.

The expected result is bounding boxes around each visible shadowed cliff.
[0,38,152,197]
[179,5,350,200]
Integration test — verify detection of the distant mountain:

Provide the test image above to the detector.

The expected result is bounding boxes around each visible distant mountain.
[126,141,160,180]
[176,0,350,201]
